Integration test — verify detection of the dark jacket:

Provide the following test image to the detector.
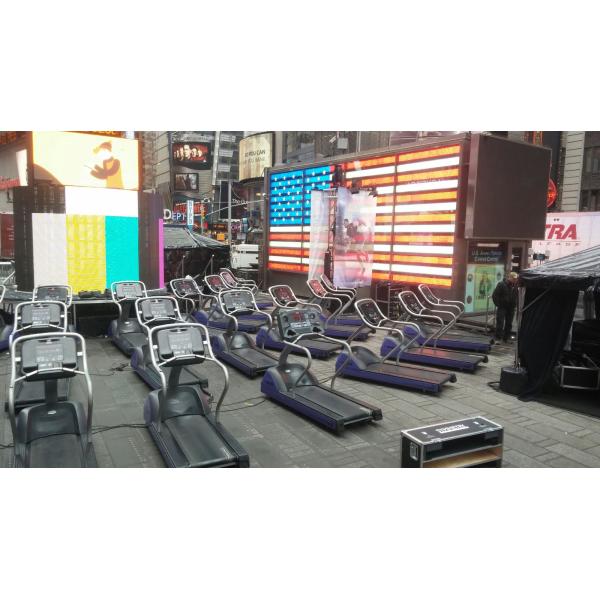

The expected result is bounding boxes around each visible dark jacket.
[492,279,518,310]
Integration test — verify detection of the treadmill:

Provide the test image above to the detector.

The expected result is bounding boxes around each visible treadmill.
[418,284,495,343]
[7,300,70,411]
[199,274,268,331]
[109,281,149,356]
[398,291,492,353]
[219,268,273,310]
[143,322,249,467]
[261,306,382,433]
[319,274,363,326]
[374,304,488,372]
[169,277,205,323]
[306,279,371,340]
[209,289,278,377]
[256,284,343,358]
[131,295,209,391]
[334,299,457,393]
[8,331,94,467]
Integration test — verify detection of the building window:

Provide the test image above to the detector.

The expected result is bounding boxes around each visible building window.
[583,147,600,174]
[581,189,600,211]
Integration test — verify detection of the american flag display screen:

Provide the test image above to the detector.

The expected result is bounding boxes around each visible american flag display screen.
[267,143,462,287]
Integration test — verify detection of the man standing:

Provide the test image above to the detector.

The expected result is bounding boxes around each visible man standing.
[492,271,519,342]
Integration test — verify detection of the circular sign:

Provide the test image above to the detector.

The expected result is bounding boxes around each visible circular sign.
[547,178,557,208]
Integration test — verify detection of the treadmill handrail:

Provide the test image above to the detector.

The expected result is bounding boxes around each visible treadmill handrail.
[319,274,355,314]
[0,284,5,305]
[399,291,460,347]
[279,337,313,394]
[8,331,93,447]
[307,280,343,326]
[220,267,257,288]
[148,322,229,423]
[10,300,69,348]
[418,284,465,315]
[354,298,424,359]
[268,285,323,313]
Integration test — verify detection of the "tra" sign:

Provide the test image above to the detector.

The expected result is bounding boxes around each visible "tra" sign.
[546,223,577,240]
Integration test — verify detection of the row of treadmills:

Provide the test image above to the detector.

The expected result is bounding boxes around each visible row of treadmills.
[0,269,494,468]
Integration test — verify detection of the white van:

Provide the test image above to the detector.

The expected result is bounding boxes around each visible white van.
[230,243,259,270]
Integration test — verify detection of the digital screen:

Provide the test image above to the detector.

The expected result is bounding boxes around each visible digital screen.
[31,306,52,326]
[174,280,196,295]
[35,341,64,370]
[220,271,236,285]
[33,131,139,191]
[118,283,142,299]
[168,331,194,356]
[172,142,212,171]
[149,302,170,317]
[206,276,224,289]
[36,287,67,302]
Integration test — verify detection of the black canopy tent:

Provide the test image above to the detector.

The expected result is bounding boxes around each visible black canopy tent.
[518,246,600,396]
[163,225,230,282]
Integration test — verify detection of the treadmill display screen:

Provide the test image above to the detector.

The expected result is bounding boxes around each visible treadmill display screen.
[278,308,321,339]
[149,302,171,318]
[118,283,143,299]
[223,291,252,312]
[35,341,64,371]
[168,331,194,356]
[36,287,67,302]
[173,280,196,295]
[206,275,224,291]
[309,280,326,296]
[31,306,52,326]
[275,287,293,303]
[221,272,236,286]
[361,302,380,326]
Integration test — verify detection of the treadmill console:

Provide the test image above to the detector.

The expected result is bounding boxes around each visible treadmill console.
[273,286,295,305]
[277,307,323,340]
[360,301,381,327]
[221,290,254,313]
[140,298,177,322]
[35,286,69,304]
[20,337,78,380]
[21,303,63,329]
[171,279,198,297]
[308,280,326,297]
[115,282,145,300]
[205,275,225,292]
[402,292,424,314]
[156,327,205,365]
[321,274,334,289]
[220,271,237,287]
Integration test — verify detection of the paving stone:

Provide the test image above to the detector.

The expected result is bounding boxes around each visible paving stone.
[544,443,600,468]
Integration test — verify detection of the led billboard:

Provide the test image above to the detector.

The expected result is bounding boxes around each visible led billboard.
[33,131,139,190]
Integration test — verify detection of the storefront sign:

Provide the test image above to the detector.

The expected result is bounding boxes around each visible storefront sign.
[239,132,273,181]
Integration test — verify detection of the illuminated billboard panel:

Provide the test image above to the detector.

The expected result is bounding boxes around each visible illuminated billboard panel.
[33,131,139,190]
[267,144,463,288]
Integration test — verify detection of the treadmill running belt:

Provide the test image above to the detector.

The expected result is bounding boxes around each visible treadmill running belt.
[232,347,277,369]
[165,415,235,467]
[293,386,373,422]
[368,362,453,385]
[28,434,85,467]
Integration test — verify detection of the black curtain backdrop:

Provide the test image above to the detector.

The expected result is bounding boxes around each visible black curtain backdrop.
[518,287,579,397]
